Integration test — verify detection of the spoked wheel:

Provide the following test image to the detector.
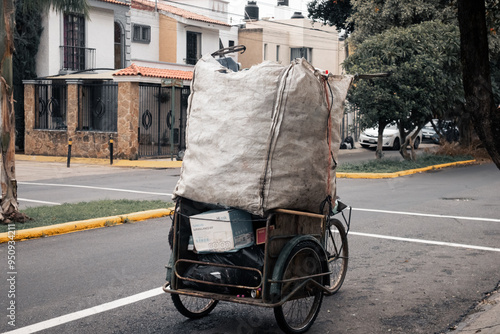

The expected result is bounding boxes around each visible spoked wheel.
[171,294,218,319]
[274,240,326,334]
[324,218,349,295]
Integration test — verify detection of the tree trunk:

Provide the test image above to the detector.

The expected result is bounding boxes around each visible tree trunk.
[0,0,19,222]
[376,124,384,159]
[457,0,500,170]
[398,123,411,161]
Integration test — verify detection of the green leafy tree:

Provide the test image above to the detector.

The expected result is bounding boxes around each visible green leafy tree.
[307,0,354,33]
[13,0,43,151]
[310,0,500,165]
[0,0,89,223]
[346,0,455,45]
[344,21,462,160]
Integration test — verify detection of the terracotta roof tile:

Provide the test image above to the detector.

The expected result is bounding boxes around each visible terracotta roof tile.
[114,63,193,80]
[132,0,230,27]
[97,0,130,6]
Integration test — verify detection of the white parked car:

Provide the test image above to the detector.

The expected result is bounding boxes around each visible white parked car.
[359,124,422,150]
[422,120,438,141]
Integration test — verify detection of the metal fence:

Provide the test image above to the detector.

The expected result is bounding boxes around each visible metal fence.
[138,83,188,158]
[78,82,118,132]
[34,82,68,130]
[60,46,96,72]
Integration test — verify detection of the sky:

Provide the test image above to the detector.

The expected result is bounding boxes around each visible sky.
[227,0,310,22]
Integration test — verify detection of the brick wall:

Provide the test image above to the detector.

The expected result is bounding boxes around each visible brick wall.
[24,80,140,160]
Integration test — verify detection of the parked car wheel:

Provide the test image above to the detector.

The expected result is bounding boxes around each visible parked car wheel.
[392,137,400,150]
[413,137,420,149]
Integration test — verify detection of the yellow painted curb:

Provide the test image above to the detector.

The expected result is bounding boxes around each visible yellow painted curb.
[337,160,476,179]
[0,208,174,243]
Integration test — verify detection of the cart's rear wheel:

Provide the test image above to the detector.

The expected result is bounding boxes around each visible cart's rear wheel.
[274,240,325,334]
[324,218,348,295]
[171,294,218,319]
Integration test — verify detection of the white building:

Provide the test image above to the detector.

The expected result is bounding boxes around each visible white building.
[36,0,131,78]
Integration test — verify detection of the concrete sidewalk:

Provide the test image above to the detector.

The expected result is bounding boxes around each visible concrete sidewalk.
[446,287,500,334]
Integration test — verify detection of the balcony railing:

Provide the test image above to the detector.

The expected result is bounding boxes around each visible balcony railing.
[60,45,96,72]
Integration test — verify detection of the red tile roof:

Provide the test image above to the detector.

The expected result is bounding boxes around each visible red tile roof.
[114,63,193,80]
[132,0,230,27]
[97,0,130,6]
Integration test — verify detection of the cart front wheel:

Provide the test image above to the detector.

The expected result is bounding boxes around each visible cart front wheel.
[273,240,325,334]
[171,294,218,319]
[324,218,349,295]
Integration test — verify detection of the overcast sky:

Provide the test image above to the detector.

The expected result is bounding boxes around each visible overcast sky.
[228,0,310,22]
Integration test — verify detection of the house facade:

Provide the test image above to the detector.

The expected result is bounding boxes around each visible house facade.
[238,16,347,75]
[24,0,350,160]
[131,0,233,65]
[36,0,131,77]
[24,0,236,160]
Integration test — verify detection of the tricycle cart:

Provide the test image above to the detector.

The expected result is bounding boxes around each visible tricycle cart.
[163,197,350,334]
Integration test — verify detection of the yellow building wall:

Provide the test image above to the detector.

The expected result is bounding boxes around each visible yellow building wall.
[159,15,177,63]
[238,29,263,69]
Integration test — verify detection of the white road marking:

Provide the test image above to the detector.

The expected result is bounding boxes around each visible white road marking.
[349,231,500,252]
[353,207,500,223]
[18,181,173,196]
[3,287,164,334]
[17,198,62,205]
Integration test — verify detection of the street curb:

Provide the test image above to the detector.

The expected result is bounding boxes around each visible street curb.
[16,154,475,176]
[337,160,476,179]
[0,208,174,243]
[15,154,183,169]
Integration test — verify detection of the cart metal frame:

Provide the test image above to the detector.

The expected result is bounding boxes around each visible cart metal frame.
[163,198,350,333]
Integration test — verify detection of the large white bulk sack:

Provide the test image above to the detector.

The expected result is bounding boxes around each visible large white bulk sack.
[174,55,352,216]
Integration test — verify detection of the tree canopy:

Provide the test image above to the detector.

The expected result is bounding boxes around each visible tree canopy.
[344,21,463,159]
[347,0,456,45]
[307,0,353,33]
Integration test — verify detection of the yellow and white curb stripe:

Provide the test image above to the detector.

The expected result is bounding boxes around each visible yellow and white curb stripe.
[337,160,476,179]
[0,208,174,243]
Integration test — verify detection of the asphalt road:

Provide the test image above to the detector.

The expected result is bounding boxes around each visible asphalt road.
[1,157,499,334]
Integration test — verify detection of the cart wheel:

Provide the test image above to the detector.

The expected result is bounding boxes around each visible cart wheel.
[171,294,218,319]
[274,240,326,334]
[324,218,348,295]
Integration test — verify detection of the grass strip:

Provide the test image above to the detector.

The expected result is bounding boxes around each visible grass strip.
[0,199,172,233]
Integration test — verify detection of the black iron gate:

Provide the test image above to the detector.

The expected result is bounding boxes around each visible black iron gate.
[138,83,188,158]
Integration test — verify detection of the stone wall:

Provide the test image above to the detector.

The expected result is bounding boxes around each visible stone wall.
[24,80,140,160]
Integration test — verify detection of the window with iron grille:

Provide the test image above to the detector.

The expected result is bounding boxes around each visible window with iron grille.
[63,13,86,71]
[35,82,68,130]
[186,31,201,65]
[133,24,151,43]
[78,82,118,132]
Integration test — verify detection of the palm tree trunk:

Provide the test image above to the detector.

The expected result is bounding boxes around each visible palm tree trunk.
[0,0,19,221]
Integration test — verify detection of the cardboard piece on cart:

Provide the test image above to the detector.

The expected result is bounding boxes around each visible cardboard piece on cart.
[174,54,353,216]
[189,209,254,253]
